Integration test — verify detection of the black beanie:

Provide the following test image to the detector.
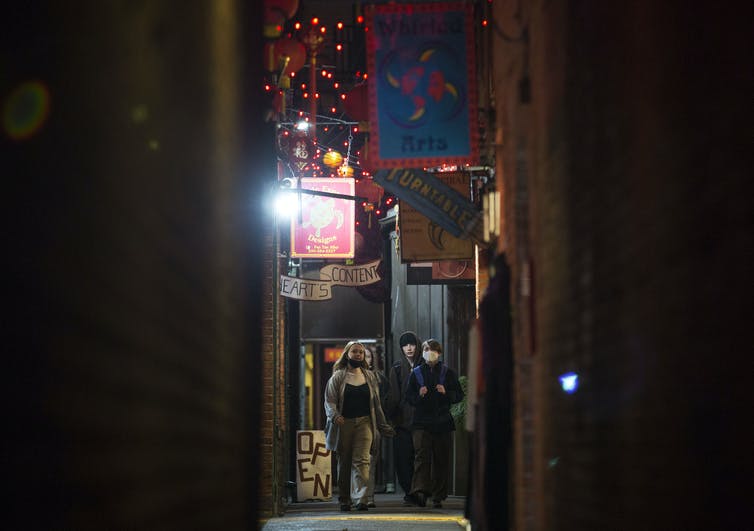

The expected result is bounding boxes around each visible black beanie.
[399,331,418,347]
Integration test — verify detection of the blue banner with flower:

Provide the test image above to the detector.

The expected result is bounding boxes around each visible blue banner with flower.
[366,2,479,169]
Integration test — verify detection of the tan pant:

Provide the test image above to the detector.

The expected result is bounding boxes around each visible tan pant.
[337,416,373,505]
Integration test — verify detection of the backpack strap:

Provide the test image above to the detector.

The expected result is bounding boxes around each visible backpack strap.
[412,365,425,388]
[413,363,448,387]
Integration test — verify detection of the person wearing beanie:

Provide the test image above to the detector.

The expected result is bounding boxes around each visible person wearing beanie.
[385,330,424,505]
[406,338,464,509]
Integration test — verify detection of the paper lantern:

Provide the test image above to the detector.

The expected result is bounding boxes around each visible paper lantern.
[275,37,306,75]
[323,151,343,168]
[355,177,384,204]
[342,83,369,122]
[263,38,306,75]
[264,0,299,37]
[265,0,299,19]
[338,165,354,177]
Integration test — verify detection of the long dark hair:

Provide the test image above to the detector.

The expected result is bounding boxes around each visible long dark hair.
[333,340,369,371]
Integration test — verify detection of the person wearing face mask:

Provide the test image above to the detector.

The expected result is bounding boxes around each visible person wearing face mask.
[355,346,390,508]
[324,341,395,512]
[405,339,464,509]
[385,331,424,506]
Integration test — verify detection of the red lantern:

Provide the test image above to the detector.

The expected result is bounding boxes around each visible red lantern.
[274,37,306,76]
[343,83,369,122]
[355,177,384,204]
[264,0,299,38]
[265,0,299,19]
[359,141,373,174]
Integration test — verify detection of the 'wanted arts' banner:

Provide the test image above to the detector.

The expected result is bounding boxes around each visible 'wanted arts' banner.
[280,260,381,301]
[365,2,479,169]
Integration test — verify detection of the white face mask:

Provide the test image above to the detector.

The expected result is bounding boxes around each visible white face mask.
[422,350,440,363]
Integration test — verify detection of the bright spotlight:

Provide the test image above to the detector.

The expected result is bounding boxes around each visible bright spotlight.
[559,372,579,394]
[295,121,309,131]
[274,190,299,218]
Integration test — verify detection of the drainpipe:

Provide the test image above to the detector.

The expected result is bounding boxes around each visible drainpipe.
[271,211,280,514]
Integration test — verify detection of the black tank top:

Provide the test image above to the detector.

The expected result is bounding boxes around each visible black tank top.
[342,383,370,418]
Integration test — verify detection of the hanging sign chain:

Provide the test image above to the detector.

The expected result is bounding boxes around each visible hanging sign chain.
[344,129,353,168]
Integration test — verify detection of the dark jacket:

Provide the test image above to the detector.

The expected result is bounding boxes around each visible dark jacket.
[406,362,464,433]
[385,355,424,429]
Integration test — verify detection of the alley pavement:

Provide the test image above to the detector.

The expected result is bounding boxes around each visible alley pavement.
[260,492,468,531]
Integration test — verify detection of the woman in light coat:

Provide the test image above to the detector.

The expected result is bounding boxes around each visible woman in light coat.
[324,341,395,512]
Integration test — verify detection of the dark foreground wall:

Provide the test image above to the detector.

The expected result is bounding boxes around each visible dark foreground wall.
[492,1,751,530]
[3,3,271,529]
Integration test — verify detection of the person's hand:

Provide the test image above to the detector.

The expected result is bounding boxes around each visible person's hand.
[381,424,396,437]
[419,386,428,397]
[436,384,446,394]
[335,415,345,425]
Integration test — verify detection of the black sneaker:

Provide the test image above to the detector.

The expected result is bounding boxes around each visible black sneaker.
[367,501,377,508]
[432,500,443,508]
[416,492,427,507]
[402,495,415,506]
[356,502,369,511]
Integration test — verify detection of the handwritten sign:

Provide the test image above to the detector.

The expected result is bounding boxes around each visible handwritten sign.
[280,259,381,301]
[296,430,332,501]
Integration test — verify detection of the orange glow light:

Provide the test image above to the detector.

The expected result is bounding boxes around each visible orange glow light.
[357,15,364,23]
[337,22,344,29]
[311,17,319,25]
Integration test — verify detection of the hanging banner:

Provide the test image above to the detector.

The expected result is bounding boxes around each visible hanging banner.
[290,178,355,258]
[365,2,479,169]
[280,259,381,301]
[399,171,474,262]
[296,430,332,501]
[374,168,482,242]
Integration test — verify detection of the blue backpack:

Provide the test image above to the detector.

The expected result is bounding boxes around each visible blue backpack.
[412,363,447,388]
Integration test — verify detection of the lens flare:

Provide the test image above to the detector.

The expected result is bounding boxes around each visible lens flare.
[3,81,51,140]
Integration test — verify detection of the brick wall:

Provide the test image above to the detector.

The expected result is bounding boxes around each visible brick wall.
[492,1,750,530]
[4,2,273,529]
